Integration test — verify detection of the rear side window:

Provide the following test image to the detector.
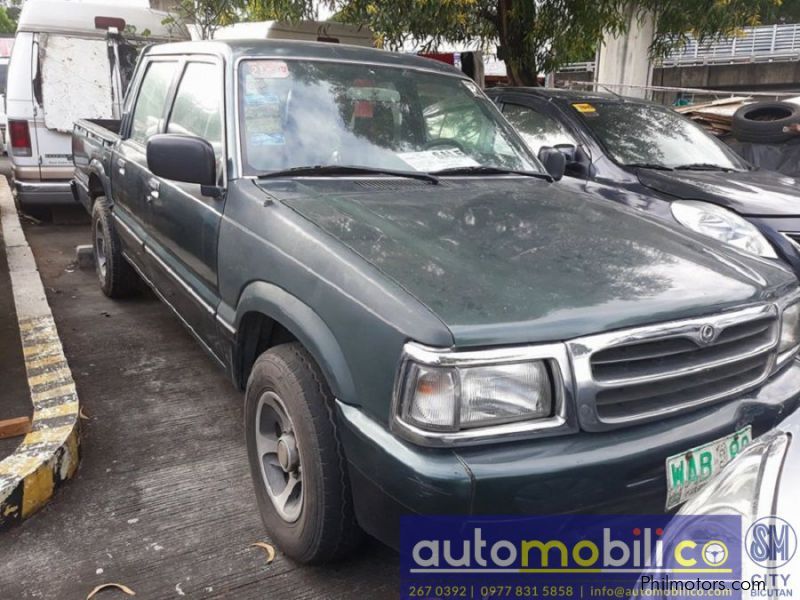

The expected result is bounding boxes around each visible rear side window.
[130,61,176,144]
[167,62,223,166]
[502,102,578,154]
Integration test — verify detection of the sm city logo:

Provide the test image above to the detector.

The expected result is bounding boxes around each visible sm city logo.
[745,517,797,569]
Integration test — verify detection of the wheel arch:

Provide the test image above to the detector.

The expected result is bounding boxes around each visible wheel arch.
[232,281,357,403]
[87,159,111,204]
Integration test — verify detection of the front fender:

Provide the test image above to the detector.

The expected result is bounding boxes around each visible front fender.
[232,281,357,403]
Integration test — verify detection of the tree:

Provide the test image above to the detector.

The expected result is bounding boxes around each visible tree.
[0,7,16,34]
[246,0,779,85]
[163,0,243,40]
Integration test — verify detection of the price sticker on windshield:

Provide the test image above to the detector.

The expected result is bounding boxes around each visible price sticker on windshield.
[246,60,290,79]
[572,102,597,114]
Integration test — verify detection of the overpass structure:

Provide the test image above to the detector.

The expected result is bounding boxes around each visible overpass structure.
[559,23,800,97]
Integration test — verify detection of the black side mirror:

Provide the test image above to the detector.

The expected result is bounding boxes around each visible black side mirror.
[538,146,567,181]
[555,143,592,178]
[554,143,578,163]
[147,134,219,196]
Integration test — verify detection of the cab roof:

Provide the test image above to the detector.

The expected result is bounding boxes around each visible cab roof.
[147,39,465,77]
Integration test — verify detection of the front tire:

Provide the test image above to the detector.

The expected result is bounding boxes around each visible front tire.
[244,342,362,563]
[91,197,139,298]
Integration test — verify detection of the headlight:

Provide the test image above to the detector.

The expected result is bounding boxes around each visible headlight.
[671,200,778,259]
[403,361,552,431]
[779,302,800,355]
[392,342,573,446]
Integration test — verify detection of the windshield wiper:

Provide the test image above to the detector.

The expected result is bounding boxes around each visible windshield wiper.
[624,163,674,171]
[256,164,439,184]
[674,163,736,172]
[430,165,551,180]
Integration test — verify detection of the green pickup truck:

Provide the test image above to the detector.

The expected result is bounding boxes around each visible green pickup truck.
[71,40,800,563]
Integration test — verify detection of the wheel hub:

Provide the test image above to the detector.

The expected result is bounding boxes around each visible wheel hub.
[276,434,299,472]
[254,391,304,522]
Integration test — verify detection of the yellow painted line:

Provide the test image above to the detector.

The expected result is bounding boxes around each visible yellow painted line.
[31,383,76,402]
[26,355,67,372]
[22,343,64,361]
[20,425,76,447]
[19,318,54,333]
[22,466,53,518]
[0,454,42,477]
[33,402,79,420]
[28,368,71,388]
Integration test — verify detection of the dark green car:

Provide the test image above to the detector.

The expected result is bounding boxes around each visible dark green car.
[71,40,800,563]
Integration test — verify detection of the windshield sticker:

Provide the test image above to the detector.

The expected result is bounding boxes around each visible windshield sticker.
[398,149,480,171]
[245,93,285,145]
[249,132,286,146]
[572,102,597,114]
[246,60,290,79]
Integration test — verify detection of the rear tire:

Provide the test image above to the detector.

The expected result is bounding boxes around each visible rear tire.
[244,342,363,564]
[91,197,139,298]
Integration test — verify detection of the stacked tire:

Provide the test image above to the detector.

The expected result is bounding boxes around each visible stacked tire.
[732,101,800,144]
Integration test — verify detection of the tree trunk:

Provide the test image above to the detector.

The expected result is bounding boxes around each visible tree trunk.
[497,0,539,86]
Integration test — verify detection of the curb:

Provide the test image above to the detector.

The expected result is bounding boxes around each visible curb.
[0,178,81,531]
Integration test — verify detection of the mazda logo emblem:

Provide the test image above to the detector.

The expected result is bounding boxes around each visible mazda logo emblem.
[699,324,716,343]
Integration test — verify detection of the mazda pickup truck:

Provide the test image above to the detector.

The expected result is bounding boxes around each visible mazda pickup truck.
[72,40,800,564]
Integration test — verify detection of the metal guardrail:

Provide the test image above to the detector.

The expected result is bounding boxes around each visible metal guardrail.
[662,23,800,67]
[561,23,800,73]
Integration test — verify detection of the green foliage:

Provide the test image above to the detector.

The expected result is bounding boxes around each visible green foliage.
[0,7,16,34]
[762,0,800,24]
[235,0,781,84]
[165,0,243,39]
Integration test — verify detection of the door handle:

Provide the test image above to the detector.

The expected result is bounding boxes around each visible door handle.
[147,178,160,203]
[116,158,126,176]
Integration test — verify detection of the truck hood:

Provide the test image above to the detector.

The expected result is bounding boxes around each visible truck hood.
[638,168,800,217]
[268,179,795,347]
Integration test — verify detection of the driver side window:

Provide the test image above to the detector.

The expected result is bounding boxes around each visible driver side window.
[502,102,578,155]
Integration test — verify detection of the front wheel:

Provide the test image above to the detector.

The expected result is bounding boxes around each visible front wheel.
[244,342,362,563]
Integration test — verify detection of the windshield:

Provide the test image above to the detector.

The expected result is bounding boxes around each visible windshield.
[577,102,745,170]
[237,59,541,176]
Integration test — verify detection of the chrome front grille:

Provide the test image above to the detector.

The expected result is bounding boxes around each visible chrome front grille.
[567,304,780,431]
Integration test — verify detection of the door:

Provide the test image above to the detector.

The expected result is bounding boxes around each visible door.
[144,59,226,360]
[111,59,179,267]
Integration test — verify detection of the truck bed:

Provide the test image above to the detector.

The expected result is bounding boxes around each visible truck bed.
[72,118,122,212]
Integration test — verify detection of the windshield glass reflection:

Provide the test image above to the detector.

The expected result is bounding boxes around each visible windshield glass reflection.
[578,102,744,171]
[238,59,540,176]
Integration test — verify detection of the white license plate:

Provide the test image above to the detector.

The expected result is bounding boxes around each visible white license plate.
[665,426,752,510]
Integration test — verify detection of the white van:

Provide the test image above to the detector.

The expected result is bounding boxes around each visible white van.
[7,0,187,208]
[213,20,374,47]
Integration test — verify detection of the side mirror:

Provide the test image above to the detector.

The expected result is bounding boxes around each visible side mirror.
[554,143,578,163]
[538,146,567,181]
[147,134,219,195]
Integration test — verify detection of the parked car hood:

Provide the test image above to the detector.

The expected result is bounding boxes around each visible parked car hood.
[638,168,800,217]
[268,179,795,347]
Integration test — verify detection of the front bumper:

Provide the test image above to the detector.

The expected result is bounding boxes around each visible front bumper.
[337,359,800,549]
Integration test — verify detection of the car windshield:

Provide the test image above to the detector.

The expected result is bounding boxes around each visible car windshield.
[237,59,541,176]
[577,102,745,171]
